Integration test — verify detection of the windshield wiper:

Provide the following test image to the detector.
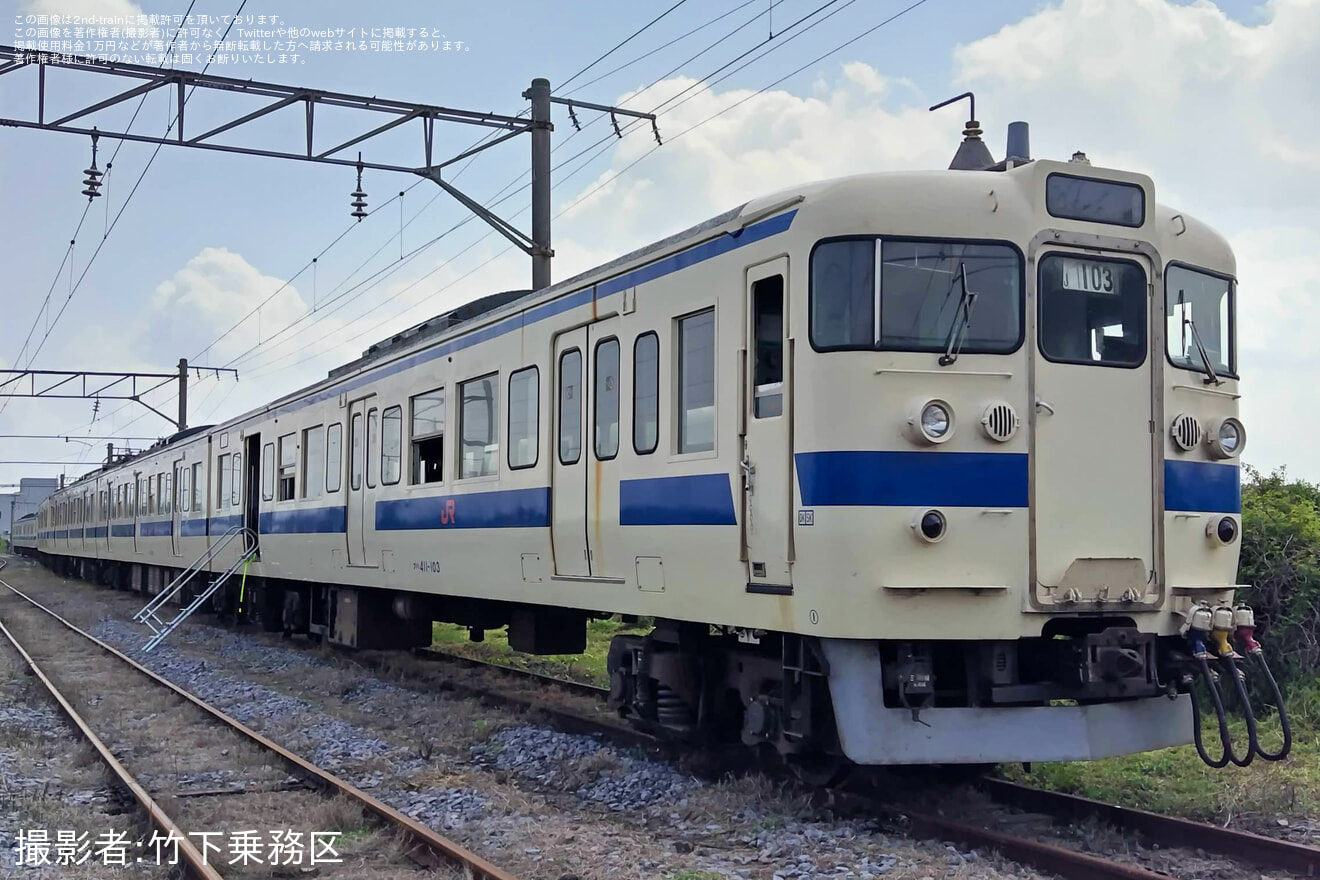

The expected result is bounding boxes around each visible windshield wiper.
[1178,288,1222,385]
[939,263,977,366]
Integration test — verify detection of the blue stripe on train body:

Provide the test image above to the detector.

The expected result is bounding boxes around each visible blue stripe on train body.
[110,523,135,537]
[259,505,348,534]
[208,514,243,535]
[139,519,173,537]
[376,487,550,531]
[619,473,738,526]
[796,451,1030,508]
[180,518,209,537]
[1164,460,1240,513]
[85,526,107,539]
[268,210,799,421]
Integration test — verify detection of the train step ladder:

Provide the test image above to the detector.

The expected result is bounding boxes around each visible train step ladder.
[133,525,257,653]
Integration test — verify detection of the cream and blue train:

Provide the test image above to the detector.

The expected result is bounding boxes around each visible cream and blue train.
[30,117,1280,774]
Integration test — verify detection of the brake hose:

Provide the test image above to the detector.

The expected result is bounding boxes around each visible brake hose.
[1216,654,1257,767]
[1188,657,1231,769]
[1247,649,1292,761]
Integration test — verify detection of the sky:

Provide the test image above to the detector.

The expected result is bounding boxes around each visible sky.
[0,0,1317,495]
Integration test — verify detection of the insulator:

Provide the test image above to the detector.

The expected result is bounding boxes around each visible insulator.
[351,187,367,199]
[350,206,367,221]
[83,166,102,179]
[82,186,101,199]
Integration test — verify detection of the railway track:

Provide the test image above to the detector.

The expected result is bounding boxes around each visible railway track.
[413,643,1320,880]
[0,570,520,880]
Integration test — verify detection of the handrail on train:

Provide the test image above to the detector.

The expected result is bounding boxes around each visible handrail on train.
[132,526,257,626]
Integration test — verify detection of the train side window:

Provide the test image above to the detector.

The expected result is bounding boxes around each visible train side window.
[366,408,380,488]
[262,443,275,501]
[678,309,716,453]
[350,413,364,491]
[180,468,189,513]
[231,453,241,506]
[559,349,582,465]
[459,374,499,479]
[752,276,784,418]
[595,338,620,460]
[303,425,325,498]
[382,406,402,485]
[163,472,172,515]
[810,239,874,350]
[410,388,445,484]
[278,432,298,500]
[136,479,144,515]
[191,462,203,510]
[218,454,231,508]
[326,423,343,493]
[508,367,539,470]
[148,475,157,515]
[633,332,659,455]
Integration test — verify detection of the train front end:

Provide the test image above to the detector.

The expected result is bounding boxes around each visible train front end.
[787,121,1286,769]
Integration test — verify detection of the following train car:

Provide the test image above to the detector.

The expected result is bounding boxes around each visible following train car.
[10,513,37,556]
[34,113,1286,776]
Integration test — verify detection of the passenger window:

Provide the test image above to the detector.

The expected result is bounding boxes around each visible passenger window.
[678,309,716,453]
[459,374,499,479]
[326,423,343,493]
[231,453,241,506]
[810,240,874,349]
[410,389,445,484]
[191,462,203,510]
[148,476,157,515]
[595,338,620,460]
[278,433,297,500]
[508,367,539,469]
[752,276,784,418]
[180,468,189,513]
[163,473,172,515]
[367,409,379,488]
[559,349,582,465]
[382,406,402,485]
[262,443,275,501]
[303,426,325,498]
[350,413,364,491]
[1039,254,1146,367]
[633,332,659,455]
[218,456,230,508]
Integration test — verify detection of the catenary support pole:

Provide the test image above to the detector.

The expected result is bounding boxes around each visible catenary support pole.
[177,358,188,433]
[527,77,553,291]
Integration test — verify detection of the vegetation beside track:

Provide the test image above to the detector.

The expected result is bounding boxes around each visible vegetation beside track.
[432,615,648,687]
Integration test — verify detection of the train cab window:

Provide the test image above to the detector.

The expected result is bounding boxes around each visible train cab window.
[752,276,784,418]
[278,433,297,500]
[218,454,231,508]
[382,406,402,485]
[1039,254,1146,367]
[459,374,499,479]
[559,349,582,465]
[231,453,241,506]
[191,462,203,510]
[262,443,275,501]
[810,240,874,349]
[633,333,659,455]
[410,389,445,484]
[880,241,1021,352]
[303,426,325,499]
[350,414,364,491]
[508,367,539,469]
[1166,264,1234,377]
[678,309,716,454]
[595,338,620,460]
[326,423,343,493]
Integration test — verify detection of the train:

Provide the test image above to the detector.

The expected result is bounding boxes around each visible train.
[23,110,1286,777]
[10,513,37,556]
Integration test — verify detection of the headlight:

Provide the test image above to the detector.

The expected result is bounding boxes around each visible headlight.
[1207,515,1239,546]
[909,399,955,445]
[1206,417,1245,459]
[911,509,948,543]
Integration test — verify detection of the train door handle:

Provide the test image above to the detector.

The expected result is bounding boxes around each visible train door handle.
[1035,397,1055,416]
[739,458,756,493]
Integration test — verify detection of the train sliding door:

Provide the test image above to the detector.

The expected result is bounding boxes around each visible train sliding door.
[345,395,377,566]
[741,257,793,589]
[551,329,590,576]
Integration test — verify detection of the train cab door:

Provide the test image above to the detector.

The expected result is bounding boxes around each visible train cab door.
[243,435,261,554]
[1031,249,1157,606]
[551,328,591,576]
[131,472,141,554]
[345,395,376,567]
[741,257,793,589]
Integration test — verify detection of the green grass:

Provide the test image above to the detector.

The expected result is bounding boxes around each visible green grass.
[1000,689,1320,826]
[431,615,650,687]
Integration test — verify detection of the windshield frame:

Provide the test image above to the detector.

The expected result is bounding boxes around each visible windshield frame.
[1164,260,1237,380]
[807,234,1025,355]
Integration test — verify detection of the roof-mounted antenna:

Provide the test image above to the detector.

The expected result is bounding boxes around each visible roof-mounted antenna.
[930,92,995,171]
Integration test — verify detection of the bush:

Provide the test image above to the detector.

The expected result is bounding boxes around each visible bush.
[1237,466,1320,689]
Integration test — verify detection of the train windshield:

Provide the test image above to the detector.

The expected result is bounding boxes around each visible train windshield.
[809,238,1022,353]
[1165,265,1234,376]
